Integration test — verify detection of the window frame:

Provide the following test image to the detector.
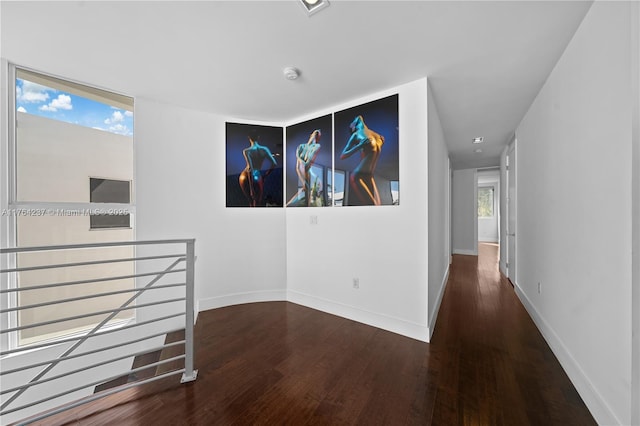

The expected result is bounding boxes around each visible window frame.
[1,62,137,350]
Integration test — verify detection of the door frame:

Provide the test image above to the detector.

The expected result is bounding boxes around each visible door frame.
[506,140,517,286]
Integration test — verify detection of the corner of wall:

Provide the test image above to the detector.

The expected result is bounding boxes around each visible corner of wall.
[286,289,429,343]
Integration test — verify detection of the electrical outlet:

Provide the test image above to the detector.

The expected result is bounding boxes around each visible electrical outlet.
[353,278,359,289]
[310,215,318,225]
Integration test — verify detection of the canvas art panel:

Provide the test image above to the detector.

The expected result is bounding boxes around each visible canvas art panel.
[334,94,399,206]
[285,114,333,207]
[226,122,284,207]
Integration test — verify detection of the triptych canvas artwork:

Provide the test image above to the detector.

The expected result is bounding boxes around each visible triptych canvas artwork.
[225,94,399,208]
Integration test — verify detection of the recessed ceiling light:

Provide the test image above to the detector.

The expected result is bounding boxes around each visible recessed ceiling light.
[299,0,329,16]
[472,137,484,144]
[283,67,300,80]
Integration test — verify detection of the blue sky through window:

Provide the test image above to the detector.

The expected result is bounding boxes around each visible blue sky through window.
[16,78,133,136]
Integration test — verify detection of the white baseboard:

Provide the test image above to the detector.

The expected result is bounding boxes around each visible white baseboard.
[514,285,619,426]
[453,248,477,256]
[498,261,507,277]
[198,290,286,312]
[478,238,499,243]
[287,290,429,342]
[428,265,450,340]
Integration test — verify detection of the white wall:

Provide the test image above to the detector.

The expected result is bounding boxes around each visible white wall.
[137,78,438,344]
[134,98,288,310]
[477,169,499,243]
[427,81,451,337]
[631,3,640,424]
[286,79,430,342]
[452,168,477,255]
[515,2,633,424]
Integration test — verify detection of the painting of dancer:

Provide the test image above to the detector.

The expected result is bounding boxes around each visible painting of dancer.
[334,95,399,206]
[285,114,332,207]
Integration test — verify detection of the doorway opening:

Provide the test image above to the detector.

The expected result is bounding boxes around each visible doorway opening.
[477,168,500,261]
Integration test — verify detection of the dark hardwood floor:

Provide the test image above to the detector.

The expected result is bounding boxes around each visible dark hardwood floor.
[20,243,595,425]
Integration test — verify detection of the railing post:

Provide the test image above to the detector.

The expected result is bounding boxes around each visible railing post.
[181,239,197,383]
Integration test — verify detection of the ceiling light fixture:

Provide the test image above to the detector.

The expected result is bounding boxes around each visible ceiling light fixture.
[283,67,300,80]
[472,137,484,144]
[299,0,329,16]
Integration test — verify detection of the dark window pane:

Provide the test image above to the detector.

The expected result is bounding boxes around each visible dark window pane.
[90,178,131,229]
[90,178,130,203]
[90,214,131,229]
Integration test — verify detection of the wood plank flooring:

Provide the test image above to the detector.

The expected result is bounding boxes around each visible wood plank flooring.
[18,243,595,425]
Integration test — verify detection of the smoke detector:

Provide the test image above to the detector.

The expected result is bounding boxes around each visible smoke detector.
[283,67,300,80]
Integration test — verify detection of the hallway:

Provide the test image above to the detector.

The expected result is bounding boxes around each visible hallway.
[22,244,595,425]
[429,243,595,424]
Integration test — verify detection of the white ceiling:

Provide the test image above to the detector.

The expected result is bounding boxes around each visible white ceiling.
[1,0,593,169]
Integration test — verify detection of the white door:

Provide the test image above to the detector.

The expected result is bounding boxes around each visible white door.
[506,143,517,284]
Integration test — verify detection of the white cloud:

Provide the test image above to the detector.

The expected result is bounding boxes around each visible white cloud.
[124,110,133,117]
[104,110,124,124]
[108,123,132,136]
[17,80,51,103]
[17,106,27,113]
[39,94,72,112]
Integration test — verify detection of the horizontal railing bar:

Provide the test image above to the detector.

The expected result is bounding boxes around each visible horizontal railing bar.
[0,282,186,314]
[0,344,186,395]
[0,298,186,334]
[0,330,178,376]
[0,254,190,414]
[0,238,195,254]
[1,368,186,419]
[0,313,184,357]
[1,253,185,274]
[0,268,186,294]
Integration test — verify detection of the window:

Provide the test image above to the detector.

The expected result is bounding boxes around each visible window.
[4,65,135,347]
[90,178,131,229]
[478,186,494,218]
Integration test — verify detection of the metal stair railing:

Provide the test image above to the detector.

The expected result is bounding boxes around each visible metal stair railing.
[0,239,197,425]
